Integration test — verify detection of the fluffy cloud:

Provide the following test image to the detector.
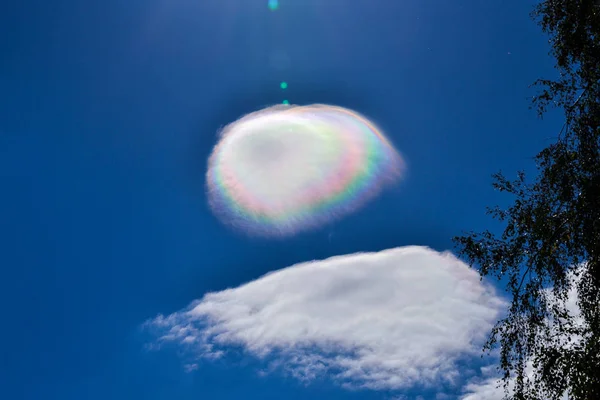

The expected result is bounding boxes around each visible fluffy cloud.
[145,246,506,391]
[460,365,511,400]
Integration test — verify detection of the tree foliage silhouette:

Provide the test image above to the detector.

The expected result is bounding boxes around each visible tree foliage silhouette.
[454,1,599,399]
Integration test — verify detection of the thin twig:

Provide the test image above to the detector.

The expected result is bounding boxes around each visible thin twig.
[516,217,571,294]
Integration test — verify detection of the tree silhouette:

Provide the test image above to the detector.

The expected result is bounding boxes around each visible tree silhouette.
[454,1,599,399]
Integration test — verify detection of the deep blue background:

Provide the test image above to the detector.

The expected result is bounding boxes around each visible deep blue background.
[0,0,562,399]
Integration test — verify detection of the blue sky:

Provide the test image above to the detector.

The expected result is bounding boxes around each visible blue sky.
[0,0,565,399]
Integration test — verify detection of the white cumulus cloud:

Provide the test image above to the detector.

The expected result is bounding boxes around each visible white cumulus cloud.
[145,246,506,391]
